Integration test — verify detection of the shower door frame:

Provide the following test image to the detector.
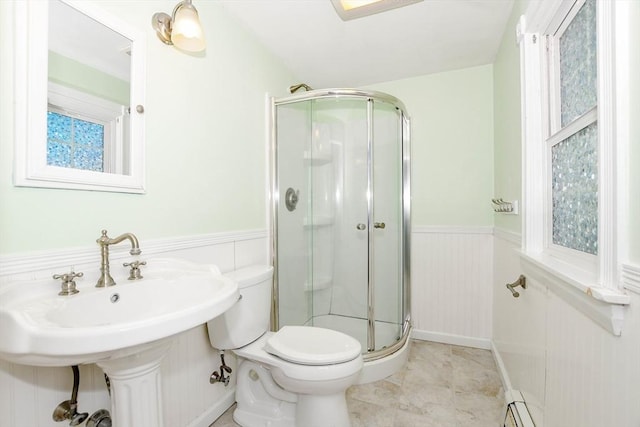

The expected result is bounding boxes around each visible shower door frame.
[269,89,412,362]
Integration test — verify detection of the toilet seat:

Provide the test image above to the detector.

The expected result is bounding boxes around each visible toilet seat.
[265,326,361,365]
[234,332,363,382]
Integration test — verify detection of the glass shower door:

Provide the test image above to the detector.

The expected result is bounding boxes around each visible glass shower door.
[274,95,406,356]
[371,101,404,351]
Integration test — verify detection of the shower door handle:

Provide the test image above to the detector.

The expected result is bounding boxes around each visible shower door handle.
[374,222,386,229]
[356,223,366,230]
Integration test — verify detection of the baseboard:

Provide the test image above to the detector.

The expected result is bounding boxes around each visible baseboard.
[186,387,236,427]
[491,341,513,392]
[410,329,492,350]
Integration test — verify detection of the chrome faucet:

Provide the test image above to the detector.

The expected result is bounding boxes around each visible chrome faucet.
[96,230,141,287]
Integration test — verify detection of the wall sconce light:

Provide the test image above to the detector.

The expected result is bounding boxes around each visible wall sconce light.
[152,0,206,52]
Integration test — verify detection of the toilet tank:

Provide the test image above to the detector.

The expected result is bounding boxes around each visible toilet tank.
[207,265,273,350]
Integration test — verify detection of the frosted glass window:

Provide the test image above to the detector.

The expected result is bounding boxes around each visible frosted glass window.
[47,111,104,172]
[551,122,598,255]
[559,0,597,127]
[547,0,599,256]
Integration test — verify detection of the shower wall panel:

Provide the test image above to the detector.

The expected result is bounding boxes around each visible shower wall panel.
[329,103,368,321]
[306,112,339,317]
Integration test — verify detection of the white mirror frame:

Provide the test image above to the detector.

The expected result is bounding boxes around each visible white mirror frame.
[13,0,146,193]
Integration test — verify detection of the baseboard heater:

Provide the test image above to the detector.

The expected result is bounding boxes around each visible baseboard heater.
[503,390,536,427]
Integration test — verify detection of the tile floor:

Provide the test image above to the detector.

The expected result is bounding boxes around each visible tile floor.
[210,340,505,427]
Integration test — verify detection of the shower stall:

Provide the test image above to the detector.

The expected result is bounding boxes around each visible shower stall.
[270,89,411,383]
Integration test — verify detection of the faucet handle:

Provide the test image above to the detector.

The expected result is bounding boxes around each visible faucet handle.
[52,271,83,296]
[123,260,146,280]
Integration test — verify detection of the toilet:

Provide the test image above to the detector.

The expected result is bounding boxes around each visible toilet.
[207,265,363,427]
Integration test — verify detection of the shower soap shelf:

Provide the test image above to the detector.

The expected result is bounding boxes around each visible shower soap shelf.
[303,151,332,166]
[303,215,333,228]
[304,277,332,292]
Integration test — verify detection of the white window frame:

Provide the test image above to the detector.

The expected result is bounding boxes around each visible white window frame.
[518,0,631,335]
[544,0,599,274]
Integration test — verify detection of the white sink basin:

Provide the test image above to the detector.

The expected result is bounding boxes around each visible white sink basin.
[0,258,239,366]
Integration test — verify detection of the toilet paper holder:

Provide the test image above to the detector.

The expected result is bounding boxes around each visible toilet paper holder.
[506,275,527,298]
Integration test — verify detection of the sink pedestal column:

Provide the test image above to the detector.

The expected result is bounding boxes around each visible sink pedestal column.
[96,341,172,427]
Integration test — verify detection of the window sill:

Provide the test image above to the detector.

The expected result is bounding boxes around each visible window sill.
[519,251,629,336]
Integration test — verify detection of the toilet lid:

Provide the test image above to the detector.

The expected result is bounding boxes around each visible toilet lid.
[265,326,362,365]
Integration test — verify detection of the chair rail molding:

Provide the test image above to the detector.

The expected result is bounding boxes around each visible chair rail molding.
[622,263,640,294]
[0,229,268,278]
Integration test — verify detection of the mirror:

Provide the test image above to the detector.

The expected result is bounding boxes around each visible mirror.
[48,0,131,175]
[13,0,146,193]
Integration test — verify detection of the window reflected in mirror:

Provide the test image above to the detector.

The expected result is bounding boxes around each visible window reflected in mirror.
[47,111,105,172]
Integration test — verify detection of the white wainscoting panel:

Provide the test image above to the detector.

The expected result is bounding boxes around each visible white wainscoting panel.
[492,228,640,427]
[492,229,546,425]
[411,227,494,346]
[544,289,640,427]
[0,230,267,427]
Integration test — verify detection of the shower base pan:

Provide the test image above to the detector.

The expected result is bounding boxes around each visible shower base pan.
[307,314,411,384]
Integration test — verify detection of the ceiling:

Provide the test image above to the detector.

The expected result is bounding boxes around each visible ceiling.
[49,0,131,82]
[218,0,515,89]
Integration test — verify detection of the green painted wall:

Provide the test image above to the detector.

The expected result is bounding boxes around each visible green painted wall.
[4,0,631,259]
[48,51,130,105]
[492,0,525,234]
[0,1,295,254]
[369,65,495,227]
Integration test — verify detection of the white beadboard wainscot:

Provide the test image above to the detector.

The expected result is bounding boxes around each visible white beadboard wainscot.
[492,228,546,424]
[411,226,494,349]
[492,228,640,426]
[0,230,268,427]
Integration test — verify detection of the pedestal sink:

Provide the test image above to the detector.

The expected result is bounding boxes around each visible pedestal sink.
[0,258,239,426]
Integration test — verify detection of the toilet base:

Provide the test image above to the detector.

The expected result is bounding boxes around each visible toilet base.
[233,361,296,427]
[233,359,353,427]
[296,393,351,427]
